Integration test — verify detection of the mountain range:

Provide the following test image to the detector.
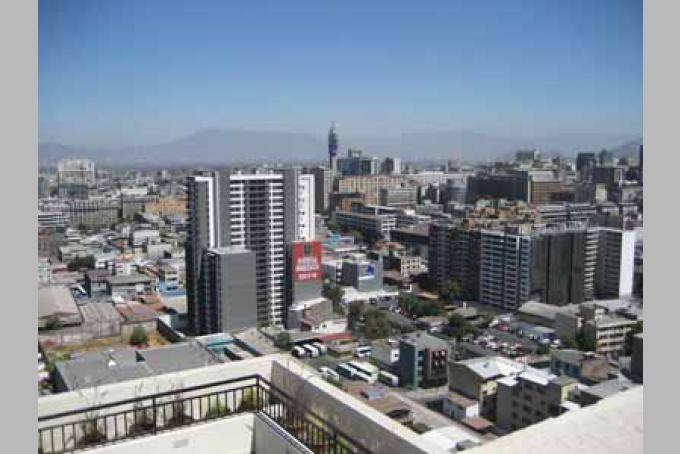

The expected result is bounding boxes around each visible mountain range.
[39,128,642,168]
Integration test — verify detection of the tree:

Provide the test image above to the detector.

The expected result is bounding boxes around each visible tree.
[447,314,474,340]
[537,344,551,355]
[43,315,62,331]
[129,326,149,346]
[560,336,577,349]
[67,255,95,271]
[347,301,364,331]
[275,332,292,350]
[348,229,365,243]
[363,309,391,340]
[624,321,643,355]
[575,328,595,352]
[398,294,444,319]
[442,280,461,303]
[323,283,345,314]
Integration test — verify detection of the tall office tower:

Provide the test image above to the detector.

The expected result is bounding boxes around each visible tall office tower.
[38,175,47,198]
[306,166,333,214]
[576,152,597,182]
[530,226,598,306]
[382,157,402,175]
[328,123,338,170]
[200,247,258,334]
[187,170,294,333]
[466,172,531,204]
[428,222,481,301]
[598,149,616,167]
[57,158,96,199]
[595,228,636,298]
[479,227,532,310]
[337,148,380,176]
[515,149,540,164]
[638,144,643,185]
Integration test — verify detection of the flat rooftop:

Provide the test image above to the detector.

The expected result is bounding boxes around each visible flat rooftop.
[39,285,80,319]
[467,387,642,454]
[54,341,221,391]
[105,273,155,285]
[400,332,450,350]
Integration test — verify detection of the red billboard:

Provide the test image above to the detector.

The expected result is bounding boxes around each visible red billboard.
[292,241,322,282]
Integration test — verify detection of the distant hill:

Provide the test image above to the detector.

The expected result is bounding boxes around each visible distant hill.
[39,128,642,167]
[610,137,643,158]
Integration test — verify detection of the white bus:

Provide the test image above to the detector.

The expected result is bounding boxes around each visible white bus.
[337,363,357,379]
[378,370,400,387]
[312,342,328,355]
[354,345,372,358]
[292,346,307,358]
[348,361,379,384]
[302,344,320,358]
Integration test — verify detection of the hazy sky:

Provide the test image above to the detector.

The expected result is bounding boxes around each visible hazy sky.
[39,0,642,148]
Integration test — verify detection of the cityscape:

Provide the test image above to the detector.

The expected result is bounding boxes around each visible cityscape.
[37,2,643,454]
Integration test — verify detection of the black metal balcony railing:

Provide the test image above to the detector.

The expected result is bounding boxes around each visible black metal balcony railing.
[38,374,370,454]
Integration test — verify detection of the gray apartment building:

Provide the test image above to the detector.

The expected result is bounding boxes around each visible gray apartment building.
[530,225,598,306]
[200,247,258,333]
[595,228,636,299]
[305,166,334,214]
[428,222,481,302]
[479,227,532,310]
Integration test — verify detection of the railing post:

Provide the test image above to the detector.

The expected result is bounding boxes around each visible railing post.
[152,397,157,434]
[255,376,261,412]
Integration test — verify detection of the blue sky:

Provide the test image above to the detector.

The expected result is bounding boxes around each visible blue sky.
[39,0,642,148]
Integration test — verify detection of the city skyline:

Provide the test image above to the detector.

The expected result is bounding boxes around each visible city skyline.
[40,0,641,150]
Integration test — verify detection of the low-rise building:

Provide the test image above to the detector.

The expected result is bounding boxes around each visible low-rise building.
[52,342,220,392]
[583,313,636,357]
[579,376,638,407]
[495,372,578,432]
[630,333,643,383]
[105,273,158,299]
[443,391,480,421]
[340,257,384,292]
[334,210,397,241]
[38,285,83,329]
[371,338,400,368]
[550,349,617,385]
[448,356,527,418]
[398,332,449,389]
[84,269,113,298]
